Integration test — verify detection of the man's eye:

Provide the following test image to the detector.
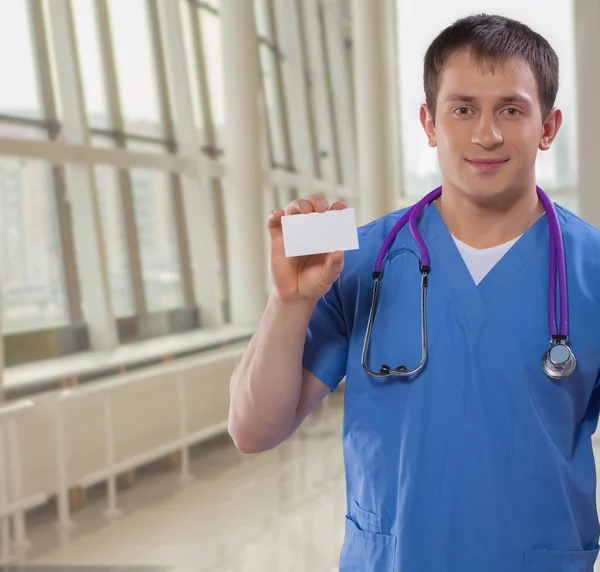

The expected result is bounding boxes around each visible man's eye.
[504,108,521,116]
[455,107,471,115]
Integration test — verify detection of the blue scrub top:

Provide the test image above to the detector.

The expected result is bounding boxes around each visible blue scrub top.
[303,201,600,572]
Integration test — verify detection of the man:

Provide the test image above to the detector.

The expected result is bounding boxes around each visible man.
[228,13,600,572]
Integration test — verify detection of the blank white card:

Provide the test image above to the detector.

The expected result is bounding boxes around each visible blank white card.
[281,208,359,257]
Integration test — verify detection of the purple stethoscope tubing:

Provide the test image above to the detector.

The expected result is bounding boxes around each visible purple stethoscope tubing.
[373,185,567,340]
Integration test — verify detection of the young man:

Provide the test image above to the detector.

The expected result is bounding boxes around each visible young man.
[228,13,600,572]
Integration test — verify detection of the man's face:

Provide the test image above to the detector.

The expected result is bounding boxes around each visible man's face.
[420,50,561,203]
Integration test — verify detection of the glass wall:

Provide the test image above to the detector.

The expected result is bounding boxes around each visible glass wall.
[0,0,353,368]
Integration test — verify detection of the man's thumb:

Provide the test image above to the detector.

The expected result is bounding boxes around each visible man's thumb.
[321,251,344,286]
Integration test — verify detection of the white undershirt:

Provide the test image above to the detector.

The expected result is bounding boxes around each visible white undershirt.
[452,235,522,285]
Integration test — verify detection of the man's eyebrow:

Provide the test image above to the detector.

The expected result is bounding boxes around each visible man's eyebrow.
[443,93,532,105]
[499,94,532,106]
[444,94,477,103]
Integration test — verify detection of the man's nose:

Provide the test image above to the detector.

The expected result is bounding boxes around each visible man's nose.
[471,113,503,149]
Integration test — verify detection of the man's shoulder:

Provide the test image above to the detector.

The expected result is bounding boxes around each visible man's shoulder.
[556,205,600,296]
[557,203,600,246]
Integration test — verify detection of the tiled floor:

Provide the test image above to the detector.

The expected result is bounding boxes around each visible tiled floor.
[17,389,600,571]
[23,392,346,571]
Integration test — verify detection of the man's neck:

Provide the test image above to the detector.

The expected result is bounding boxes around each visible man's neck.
[434,181,545,249]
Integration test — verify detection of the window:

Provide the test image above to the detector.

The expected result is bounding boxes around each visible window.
[395,0,577,208]
[130,167,185,313]
[1,158,68,332]
[255,0,292,169]
[259,45,287,166]
[0,0,44,121]
[198,8,226,148]
[107,0,163,137]
[72,0,111,129]
[182,1,225,151]
[255,0,270,37]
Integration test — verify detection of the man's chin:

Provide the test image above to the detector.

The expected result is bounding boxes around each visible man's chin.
[459,181,516,205]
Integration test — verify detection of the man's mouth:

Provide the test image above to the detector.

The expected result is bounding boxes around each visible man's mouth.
[465,158,510,172]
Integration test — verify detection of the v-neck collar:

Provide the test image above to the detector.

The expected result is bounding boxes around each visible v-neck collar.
[417,202,548,331]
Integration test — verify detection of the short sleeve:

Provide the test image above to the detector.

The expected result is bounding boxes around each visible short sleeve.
[302,281,349,392]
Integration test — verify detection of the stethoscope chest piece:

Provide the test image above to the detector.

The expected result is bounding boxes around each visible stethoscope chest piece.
[542,340,576,379]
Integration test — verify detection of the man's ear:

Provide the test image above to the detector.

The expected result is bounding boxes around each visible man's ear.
[539,108,563,151]
[420,104,437,147]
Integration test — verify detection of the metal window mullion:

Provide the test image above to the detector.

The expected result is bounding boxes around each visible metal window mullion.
[29,0,84,323]
[294,0,321,179]
[319,0,357,195]
[90,128,172,147]
[351,0,388,223]
[188,2,230,313]
[147,0,194,307]
[190,0,219,17]
[169,176,194,306]
[266,0,294,172]
[258,46,277,167]
[300,0,338,185]
[157,0,225,326]
[189,3,217,147]
[46,0,118,350]
[0,137,209,174]
[345,39,356,131]
[317,1,343,188]
[146,0,175,143]
[0,114,55,130]
[341,0,356,133]
[573,0,600,225]
[95,0,146,316]
[382,0,404,208]
[220,0,267,324]
[261,1,288,168]
[273,0,314,187]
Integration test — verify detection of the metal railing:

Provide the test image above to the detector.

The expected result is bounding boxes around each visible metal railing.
[0,399,47,564]
[54,347,241,531]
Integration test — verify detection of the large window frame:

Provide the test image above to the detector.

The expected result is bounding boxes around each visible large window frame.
[0,0,357,386]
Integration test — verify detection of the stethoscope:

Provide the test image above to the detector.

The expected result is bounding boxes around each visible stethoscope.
[361,185,576,380]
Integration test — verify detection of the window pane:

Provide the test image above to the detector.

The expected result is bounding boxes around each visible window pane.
[72,0,111,129]
[130,169,184,312]
[95,166,134,317]
[1,158,68,332]
[396,0,577,203]
[254,0,271,39]
[260,47,286,165]
[199,10,226,148]
[108,0,163,137]
[0,0,43,120]
[0,123,48,140]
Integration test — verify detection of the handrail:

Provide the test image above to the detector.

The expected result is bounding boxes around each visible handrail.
[54,345,243,531]
[0,400,34,419]
[57,346,242,402]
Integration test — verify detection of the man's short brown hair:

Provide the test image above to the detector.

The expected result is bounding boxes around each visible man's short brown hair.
[423,14,559,121]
